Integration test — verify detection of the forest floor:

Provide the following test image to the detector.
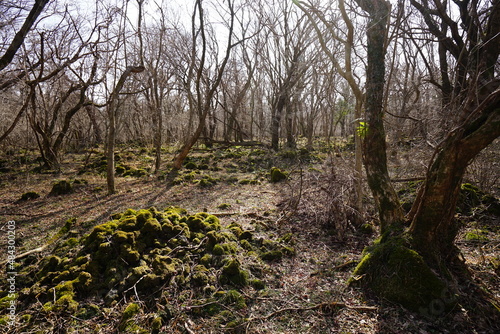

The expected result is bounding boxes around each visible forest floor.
[0,139,499,333]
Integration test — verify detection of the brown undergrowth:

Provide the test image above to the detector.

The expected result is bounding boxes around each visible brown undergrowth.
[0,141,498,333]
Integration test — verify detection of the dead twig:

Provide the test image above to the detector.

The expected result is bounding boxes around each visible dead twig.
[248,301,377,322]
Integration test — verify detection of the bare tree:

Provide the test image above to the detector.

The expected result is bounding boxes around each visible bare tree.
[172,0,238,169]
[0,0,50,72]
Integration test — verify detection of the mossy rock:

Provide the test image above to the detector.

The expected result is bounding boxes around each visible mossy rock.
[220,289,246,310]
[15,205,298,329]
[184,161,197,170]
[115,165,127,175]
[119,302,141,331]
[220,259,248,286]
[75,303,101,320]
[20,191,40,201]
[239,179,261,185]
[464,231,489,242]
[350,238,454,314]
[359,223,375,234]
[270,167,287,183]
[49,180,73,196]
[251,279,265,290]
[260,250,283,261]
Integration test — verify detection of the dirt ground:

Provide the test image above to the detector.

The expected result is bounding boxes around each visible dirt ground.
[0,143,498,333]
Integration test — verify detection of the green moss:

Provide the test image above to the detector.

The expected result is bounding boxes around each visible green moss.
[192,265,210,286]
[221,289,246,310]
[118,216,138,232]
[240,239,253,251]
[136,209,153,228]
[151,256,179,277]
[85,221,118,248]
[20,314,32,323]
[239,231,253,240]
[279,233,293,243]
[260,250,283,261]
[217,203,232,210]
[49,180,73,196]
[184,161,197,169]
[359,223,375,234]
[73,271,93,291]
[119,244,140,264]
[221,259,248,286]
[251,279,265,290]
[115,164,127,175]
[75,303,100,319]
[119,302,141,331]
[122,302,140,319]
[200,254,212,267]
[140,218,162,245]
[20,191,40,201]
[281,246,296,256]
[187,216,204,232]
[349,238,453,314]
[151,316,163,334]
[230,226,243,238]
[270,167,287,183]
[0,294,17,311]
[113,230,135,244]
[212,244,225,256]
[464,232,489,242]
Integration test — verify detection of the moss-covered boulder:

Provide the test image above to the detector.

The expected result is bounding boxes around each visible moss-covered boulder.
[20,191,40,201]
[350,238,455,314]
[270,167,287,183]
[49,180,73,196]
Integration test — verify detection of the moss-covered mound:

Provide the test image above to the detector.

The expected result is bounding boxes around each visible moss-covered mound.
[350,238,455,314]
[6,207,294,332]
[270,167,287,183]
[20,191,41,201]
[48,180,73,196]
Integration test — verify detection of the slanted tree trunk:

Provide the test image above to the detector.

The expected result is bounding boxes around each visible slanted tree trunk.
[0,0,50,71]
[409,95,500,264]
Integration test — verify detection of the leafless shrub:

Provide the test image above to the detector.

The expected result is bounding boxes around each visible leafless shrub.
[280,156,364,239]
[465,139,499,196]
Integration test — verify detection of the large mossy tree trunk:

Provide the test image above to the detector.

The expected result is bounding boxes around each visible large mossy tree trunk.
[351,0,500,314]
[351,0,448,312]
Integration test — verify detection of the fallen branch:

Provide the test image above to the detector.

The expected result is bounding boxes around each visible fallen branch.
[248,301,377,322]
[0,244,49,266]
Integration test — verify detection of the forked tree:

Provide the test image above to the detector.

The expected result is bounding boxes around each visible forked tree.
[350,0,499,314]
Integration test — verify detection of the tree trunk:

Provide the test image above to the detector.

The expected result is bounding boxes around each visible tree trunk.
[271,94,286,151]
[357,0,404,232]
[106,66,145,194]
[409,104,500,263]
[0,0,50,71]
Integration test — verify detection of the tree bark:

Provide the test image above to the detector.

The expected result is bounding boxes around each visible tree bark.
[0,0,50,71]
[106,66,145,194]
[409,97,500,262]
[356,0,405,233]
